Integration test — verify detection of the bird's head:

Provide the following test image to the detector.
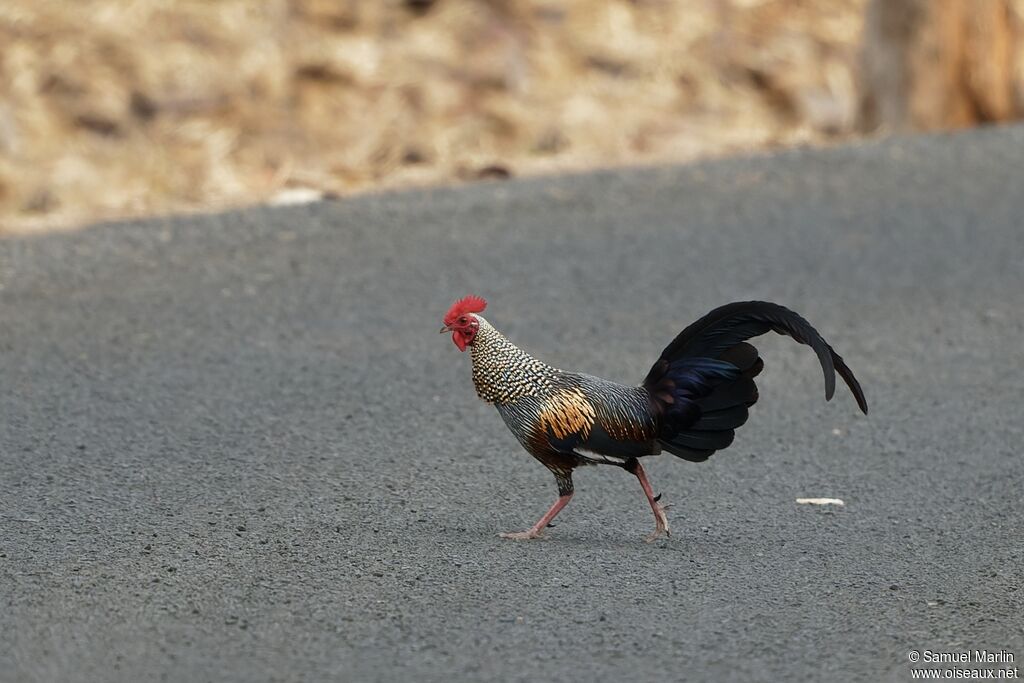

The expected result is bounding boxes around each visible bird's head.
[440,295,487,351]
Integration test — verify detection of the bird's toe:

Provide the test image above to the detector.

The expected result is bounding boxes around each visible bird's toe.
[644,527,671,543]
[499,530,542,541]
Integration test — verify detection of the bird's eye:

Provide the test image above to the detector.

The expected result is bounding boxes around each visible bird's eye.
[459,317,467,324]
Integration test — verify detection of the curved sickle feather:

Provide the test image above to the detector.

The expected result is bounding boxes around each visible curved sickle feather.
[649,301,867,414]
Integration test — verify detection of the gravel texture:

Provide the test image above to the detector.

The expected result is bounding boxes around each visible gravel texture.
[1,126,1022,682]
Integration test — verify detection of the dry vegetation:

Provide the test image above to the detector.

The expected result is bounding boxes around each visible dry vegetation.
[0,0,869,233]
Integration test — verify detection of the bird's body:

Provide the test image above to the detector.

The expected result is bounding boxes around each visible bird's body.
[442,296,867,541]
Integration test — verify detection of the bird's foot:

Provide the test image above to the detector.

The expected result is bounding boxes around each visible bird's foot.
[499,529,543,541]
[643,503,672,543]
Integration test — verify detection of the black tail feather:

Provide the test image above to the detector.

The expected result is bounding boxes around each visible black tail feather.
[691,404,751,431]
[661,442,716,462]
[667,429,736,452]
[697,378,759,412]
[655,301,867,414]
[648,301,867,463]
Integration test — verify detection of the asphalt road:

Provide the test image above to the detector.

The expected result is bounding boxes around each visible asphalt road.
[2,126,1023,683]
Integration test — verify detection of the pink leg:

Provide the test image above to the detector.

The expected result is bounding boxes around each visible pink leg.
[499,493,573,540]
[633,462,671,542]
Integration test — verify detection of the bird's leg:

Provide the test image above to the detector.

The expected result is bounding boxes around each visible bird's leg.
[624,458,671,542]
[499,493,573,540]
[499,472,574,540]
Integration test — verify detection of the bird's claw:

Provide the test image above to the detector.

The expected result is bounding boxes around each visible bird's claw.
[499,530,543,541]
[644,503,672,543]
[644,521,671,543]
[644,528,670,543]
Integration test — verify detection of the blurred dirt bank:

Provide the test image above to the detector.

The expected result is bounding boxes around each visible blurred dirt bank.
[0,0,1020,233]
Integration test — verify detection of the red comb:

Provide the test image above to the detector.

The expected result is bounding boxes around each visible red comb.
[444,295,487,324]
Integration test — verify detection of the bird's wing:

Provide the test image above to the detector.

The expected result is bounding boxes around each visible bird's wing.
[536,377,659,464]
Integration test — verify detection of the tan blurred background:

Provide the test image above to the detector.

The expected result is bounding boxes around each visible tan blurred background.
[1,0,1022,233]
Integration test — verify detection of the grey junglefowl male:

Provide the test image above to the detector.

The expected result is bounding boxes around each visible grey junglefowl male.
[441,295,867,541]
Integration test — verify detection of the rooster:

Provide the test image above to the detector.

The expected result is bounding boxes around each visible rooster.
[441,295,867,541]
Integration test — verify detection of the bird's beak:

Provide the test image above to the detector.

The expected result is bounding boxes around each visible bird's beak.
[440,325,452,334]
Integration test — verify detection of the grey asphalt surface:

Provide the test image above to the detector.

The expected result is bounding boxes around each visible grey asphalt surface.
[2,126,1023,683]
